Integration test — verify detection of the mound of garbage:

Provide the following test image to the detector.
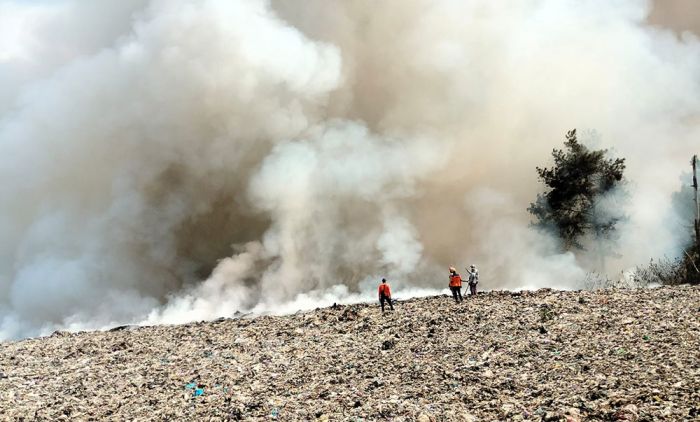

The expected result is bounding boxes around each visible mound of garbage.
[1,285,698,420]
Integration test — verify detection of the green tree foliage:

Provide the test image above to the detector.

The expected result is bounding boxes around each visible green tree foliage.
[528,129,626,250]
[634,161,699,286]
[669,176,696,247]
[668,165,700,284]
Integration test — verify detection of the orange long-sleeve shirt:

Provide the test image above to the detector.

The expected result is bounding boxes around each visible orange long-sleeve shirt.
[378,283,391,298]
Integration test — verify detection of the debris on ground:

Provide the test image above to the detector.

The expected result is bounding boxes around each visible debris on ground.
[0,285,698,420]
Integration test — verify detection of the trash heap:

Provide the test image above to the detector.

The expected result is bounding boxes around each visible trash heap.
[0,285,698,421]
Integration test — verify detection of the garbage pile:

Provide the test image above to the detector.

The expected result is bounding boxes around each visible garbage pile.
[0,285,698,420]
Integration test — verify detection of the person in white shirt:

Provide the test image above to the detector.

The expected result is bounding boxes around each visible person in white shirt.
[466,264,479,296]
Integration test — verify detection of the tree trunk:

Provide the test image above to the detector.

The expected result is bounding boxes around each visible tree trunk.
[693,155,699,250]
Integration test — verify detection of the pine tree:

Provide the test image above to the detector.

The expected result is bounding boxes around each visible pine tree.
[528,129,626,250]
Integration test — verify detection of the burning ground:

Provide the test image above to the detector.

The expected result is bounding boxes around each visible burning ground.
[0,285,698,421]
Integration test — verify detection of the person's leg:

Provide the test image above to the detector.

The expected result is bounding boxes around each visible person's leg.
[450,287,457,302]
[457,287,463,302]
[380,296,385,312]
[388,296,394,310]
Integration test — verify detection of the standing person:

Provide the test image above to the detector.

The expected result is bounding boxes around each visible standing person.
[378,278,394,312]
[448,267,463,303]
[467,264,479,296]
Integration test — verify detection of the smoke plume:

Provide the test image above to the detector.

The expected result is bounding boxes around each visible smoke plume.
[1,0,699,339]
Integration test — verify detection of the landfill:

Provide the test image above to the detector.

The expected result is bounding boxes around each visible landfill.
[0,285,698,421]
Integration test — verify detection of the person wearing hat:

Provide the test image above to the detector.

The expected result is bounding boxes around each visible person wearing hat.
[378,278,394,312]
[466,264,479,296]
[448,267,463,303]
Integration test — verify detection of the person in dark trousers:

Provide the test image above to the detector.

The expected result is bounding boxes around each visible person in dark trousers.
[448,267,463,303]
[467,264,479,296]
[378,278,394,312]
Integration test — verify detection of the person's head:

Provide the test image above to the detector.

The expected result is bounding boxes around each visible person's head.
[470,264,476,270]
[381,278,386,283]
[449,266,456,274]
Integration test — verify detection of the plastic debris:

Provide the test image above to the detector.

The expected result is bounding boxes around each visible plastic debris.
[0,285,697,420]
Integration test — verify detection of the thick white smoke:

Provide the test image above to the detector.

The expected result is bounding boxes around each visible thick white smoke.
[1,0,699,339]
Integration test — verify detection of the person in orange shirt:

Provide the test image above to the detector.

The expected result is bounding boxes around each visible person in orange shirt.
[448,267,463,303]
[378,278,394,312]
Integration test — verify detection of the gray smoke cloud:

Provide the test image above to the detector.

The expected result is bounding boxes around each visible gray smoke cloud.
[1,0,699,339]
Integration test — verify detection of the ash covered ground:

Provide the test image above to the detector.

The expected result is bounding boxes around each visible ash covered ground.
[0,286,698,421]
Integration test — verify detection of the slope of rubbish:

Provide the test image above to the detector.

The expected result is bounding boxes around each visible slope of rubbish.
[0,286,698,421]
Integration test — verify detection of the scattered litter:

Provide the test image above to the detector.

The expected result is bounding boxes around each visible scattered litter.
[0,285,697,420]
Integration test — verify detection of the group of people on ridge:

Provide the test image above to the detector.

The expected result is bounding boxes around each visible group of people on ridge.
[448,265,479,303]
[377,265,479,312]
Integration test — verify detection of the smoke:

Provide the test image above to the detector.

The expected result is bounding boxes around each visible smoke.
[1,0,699,339]
[649,0,700,36]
